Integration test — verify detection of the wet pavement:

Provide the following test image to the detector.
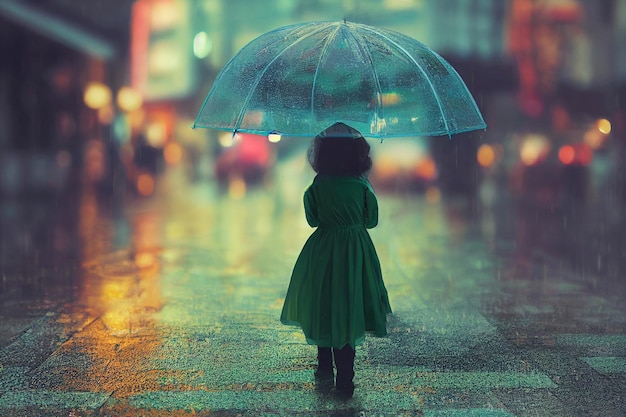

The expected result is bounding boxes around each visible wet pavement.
[1,162,625,416]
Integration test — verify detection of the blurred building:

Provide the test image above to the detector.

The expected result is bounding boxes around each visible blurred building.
[1,0,625,198]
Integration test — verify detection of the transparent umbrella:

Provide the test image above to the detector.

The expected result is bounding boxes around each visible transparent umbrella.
[193,21,487,139]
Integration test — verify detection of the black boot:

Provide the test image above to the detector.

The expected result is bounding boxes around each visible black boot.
[315,346,334,377]
[333,345,355,397]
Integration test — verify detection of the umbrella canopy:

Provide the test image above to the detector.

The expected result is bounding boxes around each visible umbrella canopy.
[194,21,486,138]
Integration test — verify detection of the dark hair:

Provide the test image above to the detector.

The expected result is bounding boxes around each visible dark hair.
[308,127,372,177]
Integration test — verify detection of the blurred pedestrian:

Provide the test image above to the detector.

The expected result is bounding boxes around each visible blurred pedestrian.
[133,133,163,175]
[280,122,392,397]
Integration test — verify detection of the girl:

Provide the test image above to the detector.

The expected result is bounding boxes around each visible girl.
[280,122,392,397]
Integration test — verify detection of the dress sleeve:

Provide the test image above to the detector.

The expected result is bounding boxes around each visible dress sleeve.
[364,181,379,229]
[304,186,319,227]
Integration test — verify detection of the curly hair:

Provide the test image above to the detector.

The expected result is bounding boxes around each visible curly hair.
[308,123,372,177]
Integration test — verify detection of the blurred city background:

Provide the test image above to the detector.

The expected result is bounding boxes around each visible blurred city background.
[1,0,625,304]
[1,1,626,415]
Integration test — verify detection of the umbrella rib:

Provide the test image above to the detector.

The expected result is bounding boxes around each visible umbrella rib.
[360,26,452,136]
[233,23,334,133]
[310,24,342,124]
[348,25,385,134]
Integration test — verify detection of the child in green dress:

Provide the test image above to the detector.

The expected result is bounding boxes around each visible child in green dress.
[280,122,392,397]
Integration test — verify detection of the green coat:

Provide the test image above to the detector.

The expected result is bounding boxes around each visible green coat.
[280,175,392,348]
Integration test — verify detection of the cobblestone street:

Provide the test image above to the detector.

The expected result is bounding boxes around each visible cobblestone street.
[1,167,625,416]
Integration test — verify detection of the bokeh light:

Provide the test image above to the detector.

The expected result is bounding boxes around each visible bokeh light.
[597,118,611,134]
[415,158,437,181]
[559,143,593,166]
[164,142,183,165]
[117,87,143,112]
[219,132,236,148]
[268,133,282,143]
[520,134,551,166]
[84,82,112,110]
[558,145,575,165]
[228,176,247,199]
[135,252,156,269]
[193,31,213,59]
[477,144,496,167]
[145,122,167,147]
[137,173,155,196]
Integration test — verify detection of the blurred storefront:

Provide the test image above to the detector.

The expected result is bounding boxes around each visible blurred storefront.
[503,0,625,208]
[0,0,134,196]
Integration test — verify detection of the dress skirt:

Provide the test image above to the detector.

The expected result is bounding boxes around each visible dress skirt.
[280,175,392,349]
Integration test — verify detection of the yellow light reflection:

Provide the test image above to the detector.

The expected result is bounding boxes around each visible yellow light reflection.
[135,252,156,269]
[74,186,165,392]
[381,92,401,105]
[101,280,127,300]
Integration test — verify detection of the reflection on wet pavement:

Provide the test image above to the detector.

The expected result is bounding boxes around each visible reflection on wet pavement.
[1,167,625,416]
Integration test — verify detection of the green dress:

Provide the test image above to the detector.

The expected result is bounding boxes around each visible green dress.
[280,175,392,348]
